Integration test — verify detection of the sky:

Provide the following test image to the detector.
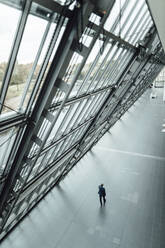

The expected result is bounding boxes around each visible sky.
[0,3,48,64]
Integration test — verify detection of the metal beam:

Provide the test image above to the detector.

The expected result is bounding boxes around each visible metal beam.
[33,0,72,17]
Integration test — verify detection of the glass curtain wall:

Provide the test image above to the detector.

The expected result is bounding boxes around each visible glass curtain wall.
[0,0,164,240]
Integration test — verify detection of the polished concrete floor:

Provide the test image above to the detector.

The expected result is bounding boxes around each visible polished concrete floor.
[1,88,165,248]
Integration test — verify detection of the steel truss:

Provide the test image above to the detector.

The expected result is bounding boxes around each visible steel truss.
[0,0,164,240]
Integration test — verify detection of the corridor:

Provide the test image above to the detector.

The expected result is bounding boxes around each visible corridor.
[1,88,165,248]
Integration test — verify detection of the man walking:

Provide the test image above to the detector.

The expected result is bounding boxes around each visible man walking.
[98,184,106,207]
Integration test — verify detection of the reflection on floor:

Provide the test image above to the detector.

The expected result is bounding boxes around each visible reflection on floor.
[1,88,165,248]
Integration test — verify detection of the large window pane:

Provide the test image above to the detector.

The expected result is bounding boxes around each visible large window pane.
[0,3,20,93]
[0,127,18,175]
[3,11,47,114]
